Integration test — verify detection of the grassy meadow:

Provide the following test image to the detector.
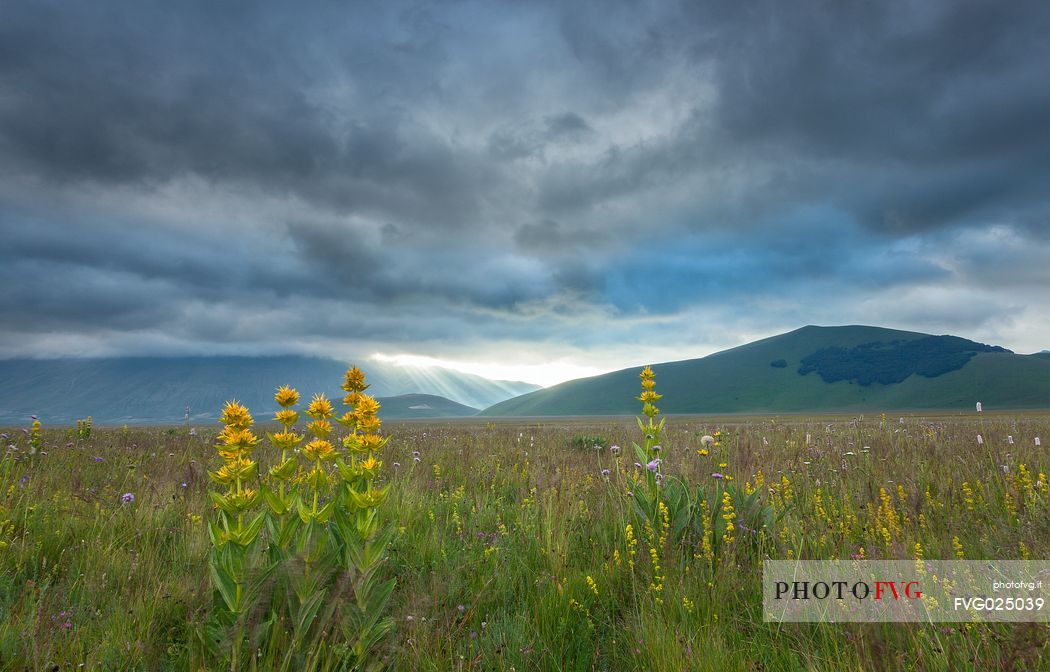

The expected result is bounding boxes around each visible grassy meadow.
[0,407,1047,670]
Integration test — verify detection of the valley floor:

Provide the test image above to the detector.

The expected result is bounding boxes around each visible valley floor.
[0,414,1046,670]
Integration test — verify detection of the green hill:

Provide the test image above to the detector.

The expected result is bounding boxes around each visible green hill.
[375,394,478,419]
[481,325,1050,416]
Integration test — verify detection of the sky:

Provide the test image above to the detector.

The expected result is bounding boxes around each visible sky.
[2,0,1049,386]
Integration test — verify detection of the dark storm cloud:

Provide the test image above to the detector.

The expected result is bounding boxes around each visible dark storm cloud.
[0,1,493,229]
[2,0,1049,362]
[692,0,1050,234]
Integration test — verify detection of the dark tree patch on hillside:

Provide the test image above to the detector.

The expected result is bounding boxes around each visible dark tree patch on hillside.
[798,336,1010,386]
[770,359,788,368]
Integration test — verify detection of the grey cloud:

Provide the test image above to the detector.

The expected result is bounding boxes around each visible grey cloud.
[544,113,593,140]
[2,0,1049,363]
[0,1,492,229]
[487,112,595,162]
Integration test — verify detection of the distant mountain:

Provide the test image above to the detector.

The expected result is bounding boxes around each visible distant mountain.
[0,356,537,424]
[481,325,1050,416]
[375,394,478,419]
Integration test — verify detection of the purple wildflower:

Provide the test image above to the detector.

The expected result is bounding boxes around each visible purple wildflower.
[120,492,135,504]
[646,459,660,472]
[711,472,724,479]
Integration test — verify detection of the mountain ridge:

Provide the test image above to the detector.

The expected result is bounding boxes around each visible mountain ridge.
[480,325,1050,416]
[0,355,534,424]
[371,394,478,419]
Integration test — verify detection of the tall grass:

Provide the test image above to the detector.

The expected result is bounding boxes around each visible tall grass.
[0,404,1046,669]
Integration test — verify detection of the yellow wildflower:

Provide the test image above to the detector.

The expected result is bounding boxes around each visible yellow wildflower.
[625,524,638,571]
[722,490,736,545]
[274,385,300,408]
[219,400,253,429]
[302,438,336,462]
[961,481,975,512]
[357,415,382,434]
[637,390,662,403]
[226,488,258,512]
[274,409,299,427]
[217,426,261,457]
[342,366,369,393]
[360,433,388,452]
[306,394,334,419]
[343,391,365,408]
[211,456,257,484]
[269,431,303,450]
[307,418,333,438]
[360,455,381,476]
[354,394,381,417]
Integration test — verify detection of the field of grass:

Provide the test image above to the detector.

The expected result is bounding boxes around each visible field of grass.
[0,406,1047,670]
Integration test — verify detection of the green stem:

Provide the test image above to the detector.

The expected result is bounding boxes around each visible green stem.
[235,476,244,532]
[279,448,288,501]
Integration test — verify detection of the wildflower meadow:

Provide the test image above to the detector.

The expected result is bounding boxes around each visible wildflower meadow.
[0,367,1046,670]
